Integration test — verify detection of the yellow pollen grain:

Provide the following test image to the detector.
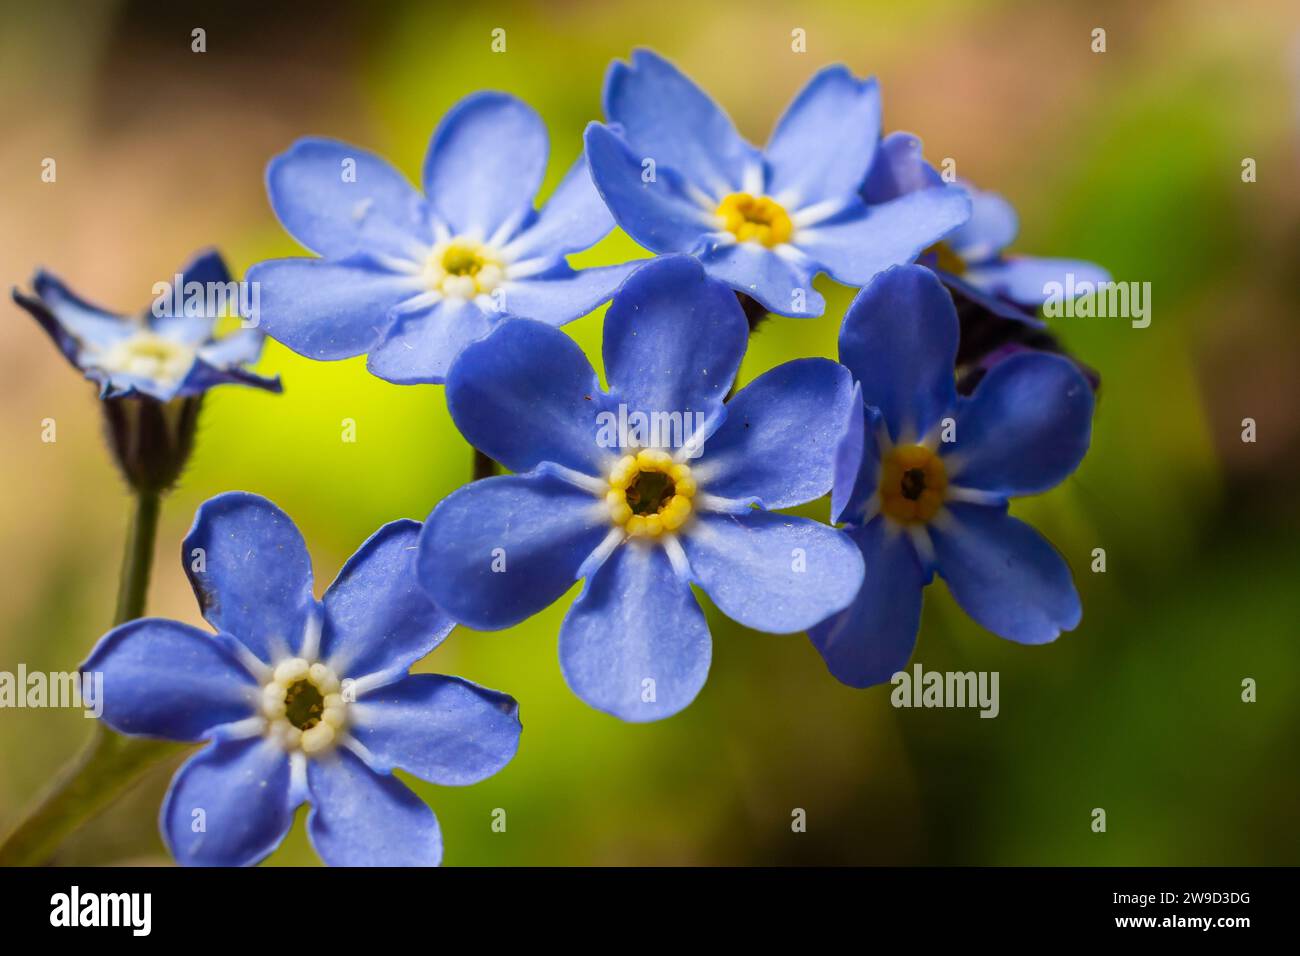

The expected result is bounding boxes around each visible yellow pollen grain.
[716,192,794,248]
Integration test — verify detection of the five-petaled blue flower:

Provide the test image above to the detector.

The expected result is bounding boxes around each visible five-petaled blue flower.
[247,92,639,385]
[418,255,865,721]
[583,50,971,318]
[809,265,1094,687]
[83,493,522,866]
[12,249,280,401]
[862,134,1110,321]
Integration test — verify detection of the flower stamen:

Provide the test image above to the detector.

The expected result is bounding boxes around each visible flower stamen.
[424,239,505,298]
[605,450,696,538]
[95,332,195,385]
[716,193,794,247]
[261,657,348,755]
[879,444,948,524]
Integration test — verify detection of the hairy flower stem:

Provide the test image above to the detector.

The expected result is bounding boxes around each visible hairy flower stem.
[472,447,498,481]
[0,489,187,867]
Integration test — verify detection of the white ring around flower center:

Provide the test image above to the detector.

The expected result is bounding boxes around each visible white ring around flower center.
[94,331,196,384]
[423,238,506,299]
[260,656,349,755]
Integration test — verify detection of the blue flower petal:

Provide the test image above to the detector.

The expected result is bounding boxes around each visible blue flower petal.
[796,188,971,287]
[16,270,131,359]
[695,358,853,509]
[195,327,265,368]
[267,137,427,259]
[807,519,928,688]
[861,131,945,204]
[602,48,760,198]
[175,358,282,398]
[945,189,1018,263]
[839,264,959,442]
[559,541,710,721]
[947,353,1093,497]
[306,748,442,866]
[183,492,316,665]
[503,261,639,327]
[681,511,865,633]
[939,269,1045,325]
[932,502,1081,644]
[695,241,825,317]
[502,154,617,261]
[349,674,521,783]
[82,619,258,741]
[584,122,718,253]
[168,247,233,288]
[602,256,747,428]
[161,737,296,867]
[422,92,547,239]
[765,66,881,209]
[320,521,454,683]
[831,384,875,523]
[964,255,1112,306]
[446,318,609,474]
[148,248,232,339]
[365,297,496,385]
[246,256,421,360]
[92,370,183,402]
[418,472,608,631]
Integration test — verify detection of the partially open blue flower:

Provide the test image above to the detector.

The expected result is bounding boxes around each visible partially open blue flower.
[12,249,279,401]
[83,493,521,866]
[247,92,638,385]
[863,134,1109,318]
[810,265,1093,688]
[584,50,970,318]
[940,183,1111,308]
[418,255,864,721]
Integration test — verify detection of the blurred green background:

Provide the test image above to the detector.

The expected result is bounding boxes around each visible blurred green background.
[1,0,1297,865]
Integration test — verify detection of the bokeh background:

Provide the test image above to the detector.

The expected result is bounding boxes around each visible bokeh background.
[2,0,1297,865]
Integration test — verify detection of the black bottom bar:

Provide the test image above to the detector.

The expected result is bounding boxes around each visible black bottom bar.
[0,866,1283,939]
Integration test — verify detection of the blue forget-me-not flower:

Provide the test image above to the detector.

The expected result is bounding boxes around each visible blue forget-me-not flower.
[12,249,279,401]
[583,50,971,318]
[247,92,639,384]
[83,493,522,866]
[862,132,1110,320]
[418,255,865,721]
[809,265,1093,688]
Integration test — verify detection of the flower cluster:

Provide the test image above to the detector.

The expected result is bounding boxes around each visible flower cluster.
[12,49,1103,867]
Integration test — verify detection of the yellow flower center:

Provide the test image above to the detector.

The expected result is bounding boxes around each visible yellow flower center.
[425,239,505,298]
[716,192,794,247]
[879,444,948,524]
[605,450,696,538]
[925,241,967,276]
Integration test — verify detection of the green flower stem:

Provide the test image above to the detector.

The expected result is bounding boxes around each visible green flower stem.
[0,489,187,867]
[114,489,161,625]
[0,728,184,866]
